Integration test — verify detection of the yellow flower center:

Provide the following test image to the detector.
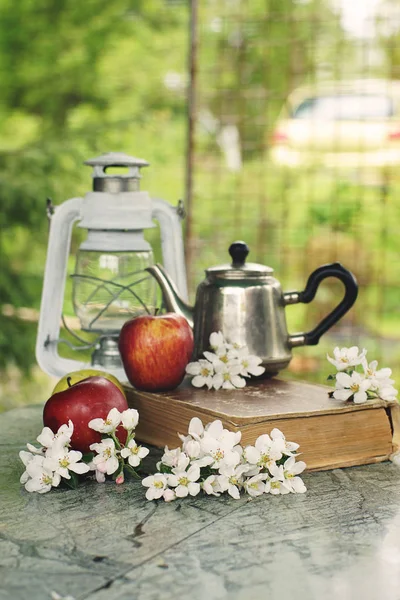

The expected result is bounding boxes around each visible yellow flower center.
[200,367,211,377]
[350,383,360,393]
[130,445,139,455]
[271,481,280,489]
[214,450,224,461]
[179,476,189,486]
[223,372,231,381]
[242,360,249,368]
[104,448,112,458]
[42,474,52,485]
[154,480,164,489]
[258,453,271,467]
[229,476,238,485]
[59,457,70,468]
[220,354,229,363]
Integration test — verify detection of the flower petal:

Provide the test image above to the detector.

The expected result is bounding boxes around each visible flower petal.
[69,462,90,475]
[333,389,353,401]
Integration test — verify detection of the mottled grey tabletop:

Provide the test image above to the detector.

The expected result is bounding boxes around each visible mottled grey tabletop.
[2,405,400,600]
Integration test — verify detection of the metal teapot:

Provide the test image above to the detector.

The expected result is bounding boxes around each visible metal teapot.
[146,241,358,376]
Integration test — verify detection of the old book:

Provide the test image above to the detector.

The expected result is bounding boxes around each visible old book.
[123,378,400,471]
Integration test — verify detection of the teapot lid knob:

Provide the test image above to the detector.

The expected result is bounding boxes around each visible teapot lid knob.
[229,241,249,268]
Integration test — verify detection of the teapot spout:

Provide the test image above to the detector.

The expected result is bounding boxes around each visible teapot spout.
[146,264,194,329]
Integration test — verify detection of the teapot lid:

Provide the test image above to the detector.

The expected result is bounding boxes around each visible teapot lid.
[206,241,274,279]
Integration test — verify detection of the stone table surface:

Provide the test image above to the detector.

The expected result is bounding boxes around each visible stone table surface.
[2,405,400,600]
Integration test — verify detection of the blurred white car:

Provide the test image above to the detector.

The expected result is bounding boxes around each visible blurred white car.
[270,79,400,184]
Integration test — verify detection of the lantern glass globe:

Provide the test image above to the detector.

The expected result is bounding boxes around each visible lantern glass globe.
[72,249,157,333]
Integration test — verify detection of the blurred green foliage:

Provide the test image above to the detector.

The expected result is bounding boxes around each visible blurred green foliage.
[0,0,189,379]
[1,0,400,410]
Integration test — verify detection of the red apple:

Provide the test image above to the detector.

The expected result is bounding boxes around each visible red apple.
[118,313,194,392]
[43,376,128,453]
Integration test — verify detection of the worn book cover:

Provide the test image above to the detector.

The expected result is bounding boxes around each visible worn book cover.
[123,377,400,471]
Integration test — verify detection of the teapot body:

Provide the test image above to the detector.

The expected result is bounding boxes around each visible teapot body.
[193,275,292,376]
[146,241,358,378]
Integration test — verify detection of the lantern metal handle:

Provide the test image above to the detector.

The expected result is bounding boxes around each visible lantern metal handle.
[36,197,91,378]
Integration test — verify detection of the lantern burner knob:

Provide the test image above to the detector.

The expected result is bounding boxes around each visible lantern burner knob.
[91,335,123,370]
[84,152,150,193]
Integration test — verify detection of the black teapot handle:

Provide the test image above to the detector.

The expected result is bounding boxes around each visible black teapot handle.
[284,263,358,347]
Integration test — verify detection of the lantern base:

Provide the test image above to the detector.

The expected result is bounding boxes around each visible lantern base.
[91,336,123,371]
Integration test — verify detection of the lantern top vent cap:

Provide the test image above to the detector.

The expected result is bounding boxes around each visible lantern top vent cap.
[84,152,149,169]
[84,152,150,193]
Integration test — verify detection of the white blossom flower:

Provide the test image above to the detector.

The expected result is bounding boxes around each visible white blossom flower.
[36,421,74,449]
[209,331,227,351]
[390,450,400,466]
[327,346,367,371]
[217,464,249,499]
[202,474,223,496]
[235,348,266,378]
[88,407,121,434]
[121,408,139,431]
[187,332,266,390]
[158,446,188,469]
[205,419,242,447]
[43,449,90,480]
[281,456,307,493]
[200,436,241,470]
[359,358,398,400]
[163,488,176,502]
[24,460,61,494]
[212,362,246,390]
[265,464,292,495]
[142,473,169,500]
[185,359,215,389]
[90,438,119,475]
[362,359,393,389]
[26,443,46,456]
[182,438,201,460]
[19,451,43,484]
[88,461,106,483]
[378,384,398,401]
[270,428,299,456]
[188,417,205,439]
[333,371,371,404]
[243,474,267,497]
[120,439,149,467]
[244,431,290,467]
[168,464,201,497]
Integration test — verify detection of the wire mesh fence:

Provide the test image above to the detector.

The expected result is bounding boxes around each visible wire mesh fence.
[182,0,400,383]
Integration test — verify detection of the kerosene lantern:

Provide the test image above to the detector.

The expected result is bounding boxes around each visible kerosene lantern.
[36,152,188,381]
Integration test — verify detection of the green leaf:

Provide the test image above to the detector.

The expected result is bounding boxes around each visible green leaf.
[124,464,141,479]
[64,472,79,490]
[81,452,94,463]
[158,463,173,474]
[199,466,214,479]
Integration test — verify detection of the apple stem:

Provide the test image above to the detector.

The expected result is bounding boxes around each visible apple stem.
[67,377,72,388]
